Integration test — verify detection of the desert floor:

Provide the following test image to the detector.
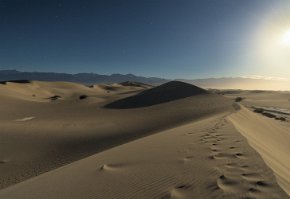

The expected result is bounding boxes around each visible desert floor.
[0,81,289,199]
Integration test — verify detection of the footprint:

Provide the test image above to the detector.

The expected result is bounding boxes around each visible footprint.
[217,175,240,192]
[0,160,8,164]
[241,172,260,179]
[208,155,215,160]
[235,153,244,158]
[206,181,220,191]
[225,162,239,168]
[225,166,244,174]
[212,152,236,159]
[176,184,191,189]
[248,187,261,193]
[182,156,195,163]
[241,165,250,169]
[255,181,270,187]
[161,184,193,199]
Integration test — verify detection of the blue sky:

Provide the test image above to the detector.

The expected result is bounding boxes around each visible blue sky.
[0,0,290,79]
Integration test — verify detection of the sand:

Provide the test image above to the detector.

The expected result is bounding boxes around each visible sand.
[105,81,207,108]
[0,112,288,199]
[229,106,290,195]
[0,81,289,198]
[0,81,231,189]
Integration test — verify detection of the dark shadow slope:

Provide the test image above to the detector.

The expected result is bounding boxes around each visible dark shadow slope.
[105,81,207,108]
[0,80,31,84]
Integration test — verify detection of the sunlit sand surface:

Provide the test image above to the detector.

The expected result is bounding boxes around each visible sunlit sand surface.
[0,81,289,198]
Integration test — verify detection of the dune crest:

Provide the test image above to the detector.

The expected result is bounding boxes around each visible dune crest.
[229,106,290,195]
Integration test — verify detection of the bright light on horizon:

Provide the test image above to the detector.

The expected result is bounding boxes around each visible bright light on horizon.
[281,29,290,46]
[248,3,290,80]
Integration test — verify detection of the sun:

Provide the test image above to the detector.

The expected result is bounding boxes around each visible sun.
[281,29,290,46]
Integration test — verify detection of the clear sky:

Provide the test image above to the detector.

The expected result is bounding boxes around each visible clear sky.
[0,0,290,79]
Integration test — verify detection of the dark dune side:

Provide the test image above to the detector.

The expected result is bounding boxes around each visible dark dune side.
[0,80,31,84]
[105,81,207,108]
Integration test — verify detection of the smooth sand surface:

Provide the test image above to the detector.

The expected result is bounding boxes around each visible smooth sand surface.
[229,106,290,195]
[0,81,289,198]
[1,112,288,199]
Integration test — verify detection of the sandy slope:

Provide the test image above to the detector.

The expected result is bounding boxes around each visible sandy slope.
[105,81,207,108]
[0,81,231,189]
[0,112,288,199]
[0,81,289,198]
[229,106,290,195]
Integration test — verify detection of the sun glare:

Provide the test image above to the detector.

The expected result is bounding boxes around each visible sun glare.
[282,29,290,46]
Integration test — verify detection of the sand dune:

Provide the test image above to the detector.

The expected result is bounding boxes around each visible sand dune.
[105,81,207,108]
[0,81,289,198]
[0,80,147,103]
[0,81,232,189]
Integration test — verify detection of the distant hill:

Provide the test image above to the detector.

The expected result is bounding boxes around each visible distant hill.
[105,81,207,108]
[0,70,167,85]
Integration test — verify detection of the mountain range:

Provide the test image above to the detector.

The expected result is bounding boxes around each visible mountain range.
[0,70,167,85]
[0,70,289,90]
